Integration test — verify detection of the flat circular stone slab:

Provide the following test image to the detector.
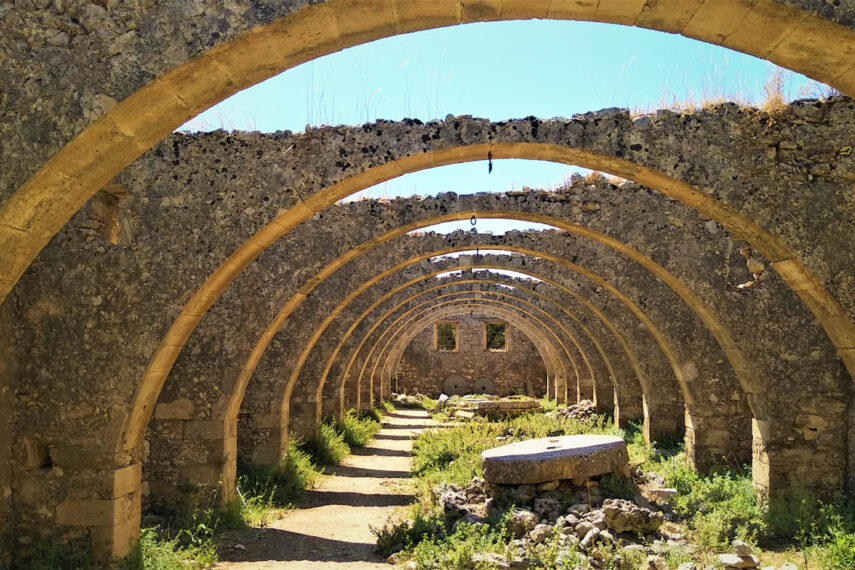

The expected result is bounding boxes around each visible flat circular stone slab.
[481,434,628,485]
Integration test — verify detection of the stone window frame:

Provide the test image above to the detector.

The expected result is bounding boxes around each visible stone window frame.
[484,321,508,352]
[435,321,459,352]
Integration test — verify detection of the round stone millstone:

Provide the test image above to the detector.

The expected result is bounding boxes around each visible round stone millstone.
[480,434,629,485]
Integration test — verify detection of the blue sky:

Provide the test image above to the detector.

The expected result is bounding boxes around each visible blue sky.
[180,20,822,233]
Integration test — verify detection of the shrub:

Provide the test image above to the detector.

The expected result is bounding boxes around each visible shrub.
[234,442,321,524]
[303,421,350,465]
[120,528,217,570]
[814,515,855,570]
[339,410,382,448]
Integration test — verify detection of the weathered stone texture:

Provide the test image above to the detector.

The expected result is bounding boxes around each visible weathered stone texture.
[396,310,548,398]
[0,297,13,559]
[1,104,854,557]
[481,435,629,485]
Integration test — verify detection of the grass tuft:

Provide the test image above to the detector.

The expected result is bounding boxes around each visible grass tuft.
[339,409,382,448]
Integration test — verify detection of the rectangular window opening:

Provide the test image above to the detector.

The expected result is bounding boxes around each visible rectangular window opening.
[435,322,458,352]
[485,322,507,352]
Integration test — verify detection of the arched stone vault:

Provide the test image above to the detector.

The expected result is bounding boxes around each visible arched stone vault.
[8,130,855,556]
[3,0,855,308]
[371,287,599,404]
[270,240,720,444]
[119,106,855,469]
[4,3,855,559]
[319,273,622,417]
[321,264,646,425]
[6,108,848,492]
[241,231,736,452]
[236,244,671,463]
[115,106,855,449]
[317,270,620,417]
[375,299,565,397]
[364,295,576,404]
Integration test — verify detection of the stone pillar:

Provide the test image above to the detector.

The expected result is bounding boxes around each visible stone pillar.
[592,374,616,414]
[289,395,320,442]
[753,405,849,501]
[238,411,283,466]
[685,406,752,472]
[643,394,684,446]
[15,449,142,562]
[147,405,237,512]
[614,383,644,425]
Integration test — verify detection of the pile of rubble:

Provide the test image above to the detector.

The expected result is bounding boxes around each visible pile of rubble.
[430,476,672,569]
[552,399,597,422]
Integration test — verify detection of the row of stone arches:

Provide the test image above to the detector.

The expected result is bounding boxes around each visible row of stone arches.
[3,1,855,562]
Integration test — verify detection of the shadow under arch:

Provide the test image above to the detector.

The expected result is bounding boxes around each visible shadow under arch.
[4,0,855,305]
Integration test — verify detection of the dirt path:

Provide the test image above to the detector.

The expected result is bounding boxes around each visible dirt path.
[216,408,432,569]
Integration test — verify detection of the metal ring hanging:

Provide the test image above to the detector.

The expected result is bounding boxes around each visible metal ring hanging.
[470,214,477,227]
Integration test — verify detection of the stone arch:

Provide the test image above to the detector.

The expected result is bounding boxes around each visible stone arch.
[361,288,604,405]
[360,294,579,405]
[116,111,855,469]
[5,114,853,557]
[376,298,564,399]
[312,254,679,439]
[4,5,855,558]
[319,274,622,418]
[321,272,620,414]
[4,0,855,310]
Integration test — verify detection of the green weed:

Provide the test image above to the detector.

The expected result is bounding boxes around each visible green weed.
[338,410,382,448]
[120,528,216,570]
[303,421,351,465]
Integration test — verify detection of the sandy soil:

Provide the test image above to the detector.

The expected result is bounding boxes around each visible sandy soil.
[215,408,433,569]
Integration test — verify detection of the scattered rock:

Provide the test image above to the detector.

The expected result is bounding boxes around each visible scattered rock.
[676,562,697,570]
[718,553,760,568]
[529,524,553,544]
[386,552,401,564]
[554,399,597,422]
[471,552,511,569]
[732,539,753,556]
[601,498,664,534]
[644,554,667,570]
[647,488,677,500]
[579,527,600,549]
[536,479,559,492]
[508,509,539,538]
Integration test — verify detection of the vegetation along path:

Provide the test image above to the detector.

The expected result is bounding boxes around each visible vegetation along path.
[216,408,433,569]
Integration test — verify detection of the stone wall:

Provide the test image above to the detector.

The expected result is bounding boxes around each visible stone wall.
[0,297,13,561]
[396,313,548,398]
[3,102,855,557]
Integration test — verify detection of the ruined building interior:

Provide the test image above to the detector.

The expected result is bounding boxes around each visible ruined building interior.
[2,0,855,566]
